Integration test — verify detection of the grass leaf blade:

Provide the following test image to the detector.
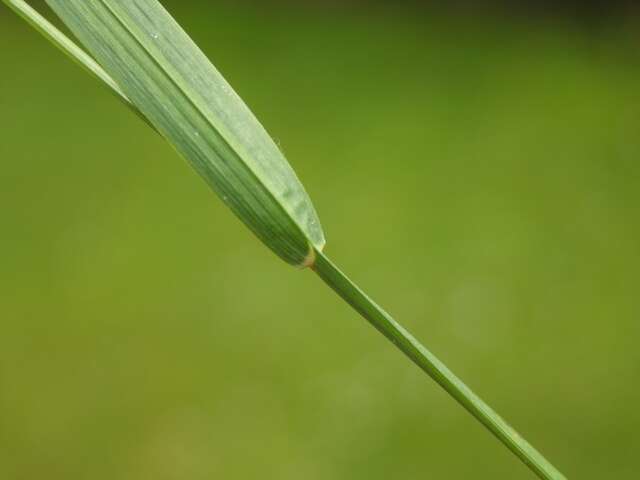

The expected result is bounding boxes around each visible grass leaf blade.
[44,0,325,266]
[2,0,131,109]
[6,1,567,478]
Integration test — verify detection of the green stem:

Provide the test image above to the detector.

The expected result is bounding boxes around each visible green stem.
[312,250,566,480]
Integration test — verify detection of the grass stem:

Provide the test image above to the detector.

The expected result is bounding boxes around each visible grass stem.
[312,250,566,480]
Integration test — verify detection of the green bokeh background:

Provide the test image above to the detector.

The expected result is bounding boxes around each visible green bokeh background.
[1,2,639,479]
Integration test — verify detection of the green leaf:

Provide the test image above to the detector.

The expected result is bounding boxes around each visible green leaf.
[44,0,325,266]
[2,1,125,109]
[5,2,568,478]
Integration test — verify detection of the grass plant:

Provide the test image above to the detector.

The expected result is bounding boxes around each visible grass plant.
[3,1,567,478]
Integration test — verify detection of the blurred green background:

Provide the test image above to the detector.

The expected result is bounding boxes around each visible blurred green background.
[1,1,639,479]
